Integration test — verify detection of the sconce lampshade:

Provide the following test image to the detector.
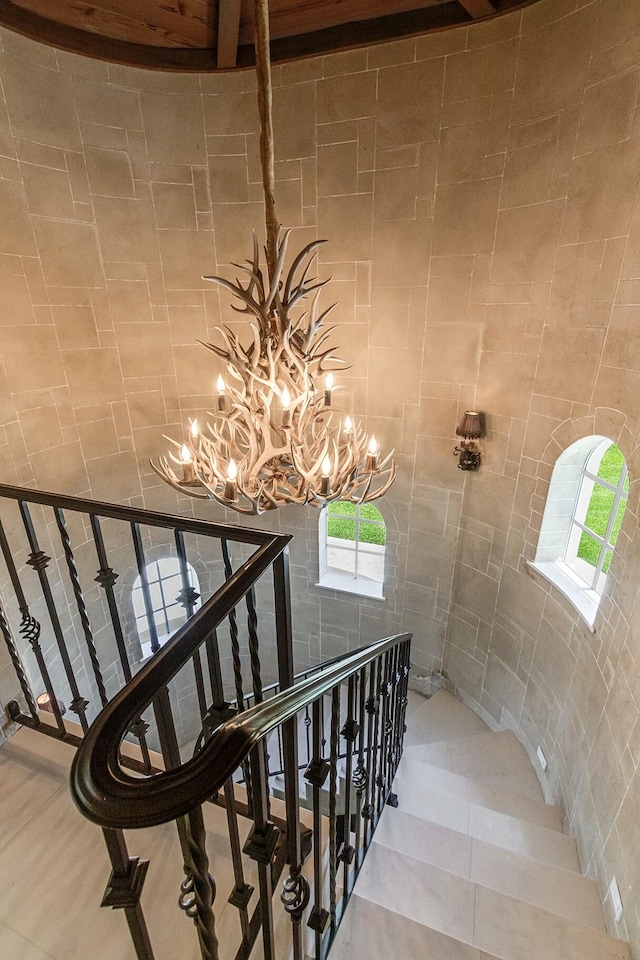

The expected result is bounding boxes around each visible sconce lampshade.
[455,411,482,440]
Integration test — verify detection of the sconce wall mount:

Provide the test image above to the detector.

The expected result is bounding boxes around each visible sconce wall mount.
[454,410,482,471]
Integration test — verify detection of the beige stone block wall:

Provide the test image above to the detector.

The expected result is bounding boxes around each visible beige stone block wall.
[1,1,640,953]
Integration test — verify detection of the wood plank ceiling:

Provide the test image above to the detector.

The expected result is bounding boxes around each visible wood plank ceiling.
[0,0,539,71]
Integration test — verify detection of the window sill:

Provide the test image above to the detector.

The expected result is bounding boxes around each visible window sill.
[316,571,385,600]
[528,560,598,632]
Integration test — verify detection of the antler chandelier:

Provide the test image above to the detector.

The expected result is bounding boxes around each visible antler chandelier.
[152,0,396,515]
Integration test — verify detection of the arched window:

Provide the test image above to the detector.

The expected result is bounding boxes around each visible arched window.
[317,501,386,599]
[132,557,201,658]
[532,436,629,629]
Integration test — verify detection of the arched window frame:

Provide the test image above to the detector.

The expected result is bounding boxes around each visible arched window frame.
[317,501,386,600]
[530,436,629,631]
[132,557,201,659]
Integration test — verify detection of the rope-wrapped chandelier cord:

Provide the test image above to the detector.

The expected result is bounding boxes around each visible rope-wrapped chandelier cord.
[254,0,279,285]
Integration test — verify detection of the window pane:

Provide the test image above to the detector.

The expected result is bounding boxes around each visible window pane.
[358,522,386,546]
[610,498,627,548]
[359,503,384,522]
[576,530,601,570]
[328,501,356,518]
[595,443,624,484]
[582,483,615,538]
[602,549,614,574]
[327,516,356,541]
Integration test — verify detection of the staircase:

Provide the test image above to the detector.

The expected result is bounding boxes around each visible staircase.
[0,684,632,960]
[330,688,631,960]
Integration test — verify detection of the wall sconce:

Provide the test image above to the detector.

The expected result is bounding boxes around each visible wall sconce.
[454,410,482,471]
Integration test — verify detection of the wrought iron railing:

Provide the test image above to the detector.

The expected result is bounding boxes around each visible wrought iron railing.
[71,627,411,960]
[0,481,411,959]
[0,481,289,767]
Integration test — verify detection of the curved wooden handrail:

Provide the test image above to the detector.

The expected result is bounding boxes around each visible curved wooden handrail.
[71,628,411,830]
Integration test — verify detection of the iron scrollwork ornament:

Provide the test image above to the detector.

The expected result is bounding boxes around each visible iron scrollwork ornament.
[179,865,216,920]
[281,871,310,920]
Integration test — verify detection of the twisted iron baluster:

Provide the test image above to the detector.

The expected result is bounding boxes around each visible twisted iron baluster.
[245,585,263,704]
[0,517,65,731]
[0,597,38,718]
[54,507,108,709]
[91,516,151,771]
[19,501,90,731]
[179,807,218,960]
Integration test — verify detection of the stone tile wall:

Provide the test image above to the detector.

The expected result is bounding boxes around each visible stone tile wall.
[1,0,640,953]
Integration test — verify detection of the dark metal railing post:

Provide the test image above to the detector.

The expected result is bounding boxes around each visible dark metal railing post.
[339,674,357,894]
[305,696,329,956]
[274,549,308,959]
[91,515,152,771]
[328,685,340,934]
[221,538,253,805]
[243,743,279,960]
[352,665,368,866]
[131,522,161,654]
[101,827,154,960]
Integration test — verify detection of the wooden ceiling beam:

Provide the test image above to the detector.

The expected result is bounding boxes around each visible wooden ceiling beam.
[458,0,495,17]
[217,0,241,68]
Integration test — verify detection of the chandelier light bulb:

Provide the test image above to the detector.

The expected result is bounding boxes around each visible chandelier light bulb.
[321,454,331,495]
[366,435,378,471]
[190,419,199,438]
[344,415,353,435]
[180,443,194,482]
[324,372,334,406]
[224,458,237,501]
[216,375,227,412]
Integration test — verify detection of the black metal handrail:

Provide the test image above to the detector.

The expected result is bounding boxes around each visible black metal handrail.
[71,631,411,828]
[0,481,281,545]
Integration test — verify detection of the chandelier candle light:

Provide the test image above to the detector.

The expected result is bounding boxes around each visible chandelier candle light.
[152,1,395,516]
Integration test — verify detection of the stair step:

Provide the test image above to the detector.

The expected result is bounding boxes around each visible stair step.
[373,808,602,930]
[403,689,489,748]
[350,844,629,960]
[395,755,562,831]
[329,895,497,960]
[391,769,579,872]
[404,729,544,803]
